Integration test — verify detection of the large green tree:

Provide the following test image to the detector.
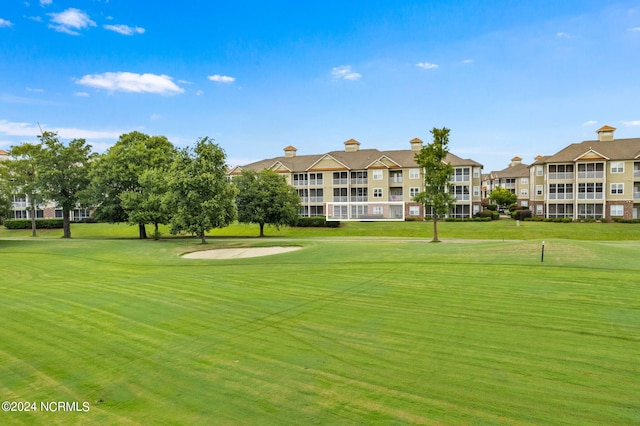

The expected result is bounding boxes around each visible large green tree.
[165,137,237,243]
[414,127,456,242]
[120,168,171,239]
[489,186,517,209]
[0,160,12,223]
[87,131,176,239]
[37,131,94,238]
[235,169,301,237]
[6,143,44,236]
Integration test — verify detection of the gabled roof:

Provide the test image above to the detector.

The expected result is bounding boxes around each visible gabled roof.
[489,162,530,179]
[0,149,8,155]
[540,138,640,164]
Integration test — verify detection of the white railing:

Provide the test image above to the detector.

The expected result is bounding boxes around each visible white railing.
[309,196,323,203]
[389,195,403,201]
[548,193,574,200]
[333,178,347,185]
[350,178,368,185]
[634,192,640,199]
[309,179,323,186]
[333,196,348,202]
[454,194,470,201]
[389,177,403,184]
[577,171,604,179]
[548,173,574,180]
[577,193,604,200]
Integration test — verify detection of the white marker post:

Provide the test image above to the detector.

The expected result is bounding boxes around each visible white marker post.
[541,241,545,262]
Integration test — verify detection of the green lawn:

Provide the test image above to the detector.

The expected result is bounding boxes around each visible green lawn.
[1,235,639,425]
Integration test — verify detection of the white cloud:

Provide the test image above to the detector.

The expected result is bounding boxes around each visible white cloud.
[331,65,361,81]
[208,74,235,84]
[0,18,13,28]
[195,90,203,96]
[104,24,145,35]
[628,27,640,32]
[622,120,640,126]
[0,119,122,140]
[416,62,439,70]
[77,72,184,94]
[150,113,162,121]
[74,91,90,97]
[462,59,473,64]
[40,0,52,6]
[48,8,96,35]
[26,87,44,93]
[556,32,572,38]
[582,120,597,126]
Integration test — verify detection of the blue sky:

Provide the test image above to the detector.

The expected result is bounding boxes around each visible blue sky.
[1,0,640,172]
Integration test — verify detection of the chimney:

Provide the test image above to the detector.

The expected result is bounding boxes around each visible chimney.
[410,137,423,152]
[596,125,616,141]
[283,145,297,158]
[344,138,361,152]
[509,156,522,167]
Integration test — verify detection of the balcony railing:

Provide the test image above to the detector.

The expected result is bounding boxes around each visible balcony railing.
[634,170,640,179]
[350,178,368,185]
[309,196,323,203]
[350,196,368,202]
[577,193,604,200]
[333,178,347,185]
[299,197,308,202]
[389,176,403,184]
[548,193,574,200]
[577,171,604,179]
[634,191,640,200]
[293,180,308,186]
[12,202,27,208]
[548,172,574,180]
[389,195,403,201]
[309,179,323,186]
[454,194,470,201]
[451,176,471,183]
[333,196,348,202]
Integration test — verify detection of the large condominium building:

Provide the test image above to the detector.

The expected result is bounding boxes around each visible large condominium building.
[229,138,484,220]
[528,126,640,220]
[483,156,531,207]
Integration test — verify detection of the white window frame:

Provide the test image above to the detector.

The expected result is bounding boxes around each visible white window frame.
[536,165,543,176]
[611,162,624,174]
[610,205,624,216]
[409,205,420,216]
[473,167,481,178]
[373,188,383,198]
[520,178,528,185]
[536,185,543,196]
[520,189,528,196]
[610,183,624,195]
[409,168,420,179]
[372,170,383,180]
[473,186,480,197]
[409,187,420,198]
[536,204,543,215]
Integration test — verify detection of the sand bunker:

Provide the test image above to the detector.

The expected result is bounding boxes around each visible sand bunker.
[182,246,301,259]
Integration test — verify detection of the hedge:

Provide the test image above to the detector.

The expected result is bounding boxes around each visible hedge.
[294,217,341,228]
[3,219,64,229]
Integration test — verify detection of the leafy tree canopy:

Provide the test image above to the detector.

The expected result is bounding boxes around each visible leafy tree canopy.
[165,137,237,243]
[235,169,301,237]
[6,143,43,236]
[489,186,517,208]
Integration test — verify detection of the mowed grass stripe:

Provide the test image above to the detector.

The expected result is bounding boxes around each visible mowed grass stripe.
[1,238,639,424]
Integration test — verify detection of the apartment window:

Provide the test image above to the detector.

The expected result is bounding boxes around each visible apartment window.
[13,210,27,219]
[409,205,420,216]
[577,162,604,179]
[578,203,603,219]
[293,173,308,186]
[611,162,624,173]
[536,165,543,176]
[409,187,420,198]
[297,188,308,202]
[578,182,603,199]
[310,188,323,202]
[372,170,383,180]
[350,171,368,185]
[549,183,573,200]
[452,168,470,182]
[536,205,543,215]
[548,164,574,179]
[309,172,323,186]
[332,171,348,185]
[55,209,63,218]
[409,168,420,179]
[520,189,528,196]
[536,185,543,196]
[610,205,624,216]
[350,187,368,202]
[610,183,624,195]
[373,206,383,215]
[473,167,481,178]
[521,200,528,207]
[333,188,347,202]
[451,185,470,201]
[473,186,480,197]
[373,188,383,198]
[520,178,528,185]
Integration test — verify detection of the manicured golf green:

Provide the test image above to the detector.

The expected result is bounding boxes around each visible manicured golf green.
[1,234,639,424]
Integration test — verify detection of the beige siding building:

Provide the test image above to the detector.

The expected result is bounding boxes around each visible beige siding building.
[483,156,531,207]
[230,138,484,220]
[530,126,640,220]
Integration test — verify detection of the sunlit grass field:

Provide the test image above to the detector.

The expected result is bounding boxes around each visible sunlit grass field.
[1,222,639,424]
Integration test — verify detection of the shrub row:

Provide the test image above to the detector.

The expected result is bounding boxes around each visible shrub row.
[475,210,500,220]
[294,217,341,228]
[4,219,65,229]
[612,218,640,223]
[445,217,491,222]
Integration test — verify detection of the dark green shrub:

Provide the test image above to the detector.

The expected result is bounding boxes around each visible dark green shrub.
[513,209,532,220]
[485,204,497,211]
[3,219,65,229]
[294,217,341,228]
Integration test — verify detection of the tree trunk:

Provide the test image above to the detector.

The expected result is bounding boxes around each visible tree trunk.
[432,215,439,242]
[200,229,206,244]
[154,223,159,234]
[30,200,37,237]
[138,223,147,239]
[62,208,71,238]
[259,222,265,237]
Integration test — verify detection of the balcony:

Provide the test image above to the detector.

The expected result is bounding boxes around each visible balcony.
[548,172,574,180]
[634,170,640,179]
[350,178,368,185]
[351,196,368,202]
[577,193,604,200]
[12,201,27,209]
[333,196,348,202]
[577,171,604,179]
[634,191,640,200]
[293,180,308,187]
[309,179,323,186]
[309,196,323,203]
[299,197,308,203]
[389,176,403,184]
[333,178,348,185]
[389,195,403,201]
[548,193,574,200]
[454,194,470,201]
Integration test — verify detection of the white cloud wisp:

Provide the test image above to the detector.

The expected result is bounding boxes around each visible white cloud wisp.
[416,62,439,70]
[331,65,361,81]
[104,24,145,35]
[48,8,96,35]
[77,72,184,94]
[208,74,236,84]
